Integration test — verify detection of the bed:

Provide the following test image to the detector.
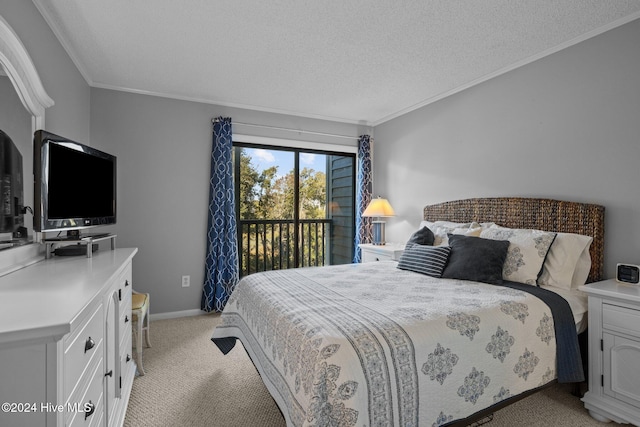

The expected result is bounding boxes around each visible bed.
[212,197,605,427]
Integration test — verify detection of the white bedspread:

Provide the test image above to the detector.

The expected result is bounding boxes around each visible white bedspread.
[213,262,568,427]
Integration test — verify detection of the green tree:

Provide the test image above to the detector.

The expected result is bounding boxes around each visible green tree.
[237,148,259,219]
[236,148,280,220]
[235,147,329,275]
[299,167,326,219]
[270,168,326,219]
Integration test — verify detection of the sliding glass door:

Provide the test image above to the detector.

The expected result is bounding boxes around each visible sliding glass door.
[233,143,355,277]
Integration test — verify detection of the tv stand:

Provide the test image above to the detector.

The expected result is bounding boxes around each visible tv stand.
[44,233,117,259]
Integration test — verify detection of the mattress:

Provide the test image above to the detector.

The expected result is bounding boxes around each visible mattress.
[212,261,584,426]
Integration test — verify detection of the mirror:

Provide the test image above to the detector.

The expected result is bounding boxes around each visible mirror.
[0,15,54,253]
[0,68,31,245]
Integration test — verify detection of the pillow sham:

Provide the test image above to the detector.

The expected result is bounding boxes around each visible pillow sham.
[419,221,496,230]
[420,220,489,246]
[480,225,556,286]
[538,232,593,290]
[397,245,451,278]
[405,226,435,250]
[571,246,592,288]
[441,234,510,285]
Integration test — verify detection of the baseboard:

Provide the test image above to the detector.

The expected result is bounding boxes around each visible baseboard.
[149,309,206,321]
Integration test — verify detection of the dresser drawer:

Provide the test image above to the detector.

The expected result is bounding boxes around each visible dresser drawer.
[603,303,640,337]
[68,359,104,427]
[118,263,133,312]
[119,282,132,309]
[120,332,134,397]
[64,304,104,401]
[119,302,132,348]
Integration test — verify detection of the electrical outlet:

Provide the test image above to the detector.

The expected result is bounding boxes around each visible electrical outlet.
[181,275,190,287]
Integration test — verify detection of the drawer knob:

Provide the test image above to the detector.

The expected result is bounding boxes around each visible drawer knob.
[125,315,129,323]
[125,279,130,287]
[105,370,113,378]
[126,354,131,362]
[84,401,95,420]
[84,337,95,353]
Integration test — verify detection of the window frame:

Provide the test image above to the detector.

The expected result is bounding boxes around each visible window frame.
[233,136,356,274]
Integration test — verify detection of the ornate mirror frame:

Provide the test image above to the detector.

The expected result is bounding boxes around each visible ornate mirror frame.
[0,14,54,129]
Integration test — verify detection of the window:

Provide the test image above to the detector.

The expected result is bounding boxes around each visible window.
[233,143,355,276]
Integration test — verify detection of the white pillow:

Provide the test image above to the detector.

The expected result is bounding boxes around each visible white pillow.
[420,220,495,230]
[480,225,556,286]
[420,220,471,230]
[538,232,593,290]
[420,221,485,246]
[572,247,592,288]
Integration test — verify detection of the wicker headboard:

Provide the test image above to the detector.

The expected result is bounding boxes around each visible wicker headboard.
[423,197,605,283]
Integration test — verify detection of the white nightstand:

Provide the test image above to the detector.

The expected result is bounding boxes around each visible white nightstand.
[579,278,640,425]
[358,243,404,263]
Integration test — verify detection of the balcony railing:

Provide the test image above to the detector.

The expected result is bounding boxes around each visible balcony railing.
[238,219,331,277]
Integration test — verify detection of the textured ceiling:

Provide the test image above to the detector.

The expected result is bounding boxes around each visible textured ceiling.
[33,1,640,125]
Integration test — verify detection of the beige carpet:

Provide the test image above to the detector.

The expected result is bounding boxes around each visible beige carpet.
[124,314,617,427]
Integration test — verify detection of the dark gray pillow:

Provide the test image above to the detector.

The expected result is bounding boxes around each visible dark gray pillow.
[397,245,451,277]
[405,226,435,250]
[442,234,510,285]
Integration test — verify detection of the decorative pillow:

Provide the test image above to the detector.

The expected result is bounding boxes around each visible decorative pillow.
[480,225,557,286]
[538,232,593,290]
[397,245,451,278]
[441,234,510,285]
[405,226,435,250]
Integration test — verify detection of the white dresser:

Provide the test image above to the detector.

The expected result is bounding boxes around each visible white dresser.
[580,278,640,426]
[0,248,138,427]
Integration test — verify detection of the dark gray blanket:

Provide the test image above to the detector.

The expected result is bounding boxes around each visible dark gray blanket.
[501,281,584,383]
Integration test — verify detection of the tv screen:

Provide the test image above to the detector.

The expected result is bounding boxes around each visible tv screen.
[34,130,116,232]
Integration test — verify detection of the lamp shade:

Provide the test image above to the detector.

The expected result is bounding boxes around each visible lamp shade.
[362,197,395,217]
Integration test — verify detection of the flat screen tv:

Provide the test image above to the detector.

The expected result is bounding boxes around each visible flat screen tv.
[33,130,116,233]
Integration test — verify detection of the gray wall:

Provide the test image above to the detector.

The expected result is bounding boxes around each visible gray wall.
[373,18,640,279]
[90,88,366,314]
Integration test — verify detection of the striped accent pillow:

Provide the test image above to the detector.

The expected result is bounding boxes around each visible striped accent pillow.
[397,245,451,277]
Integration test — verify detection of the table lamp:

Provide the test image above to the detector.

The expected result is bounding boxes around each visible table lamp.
[362,197,395,245]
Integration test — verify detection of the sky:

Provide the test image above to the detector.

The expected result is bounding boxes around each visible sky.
[246,147,326,177]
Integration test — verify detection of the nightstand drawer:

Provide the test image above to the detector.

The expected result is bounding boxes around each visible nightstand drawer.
[362,251,393,262]
[358,243,404,263]
[603,303,640,337]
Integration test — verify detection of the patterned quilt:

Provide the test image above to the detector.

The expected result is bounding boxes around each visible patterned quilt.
[212,261,582,427]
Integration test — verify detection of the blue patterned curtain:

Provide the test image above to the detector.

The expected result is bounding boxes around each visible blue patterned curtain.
[353,135,373,263]
[202,117,239,312]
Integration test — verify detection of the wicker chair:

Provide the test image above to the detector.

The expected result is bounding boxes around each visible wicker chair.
[131,291,151,375]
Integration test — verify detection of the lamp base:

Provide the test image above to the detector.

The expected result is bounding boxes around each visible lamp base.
[372,220,386,245]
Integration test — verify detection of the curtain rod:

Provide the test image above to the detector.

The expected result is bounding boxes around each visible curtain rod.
[230,121,359,140]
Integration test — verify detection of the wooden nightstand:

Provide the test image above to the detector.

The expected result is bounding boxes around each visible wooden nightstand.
[358,243,404,263]
[579,278,640,425]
